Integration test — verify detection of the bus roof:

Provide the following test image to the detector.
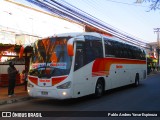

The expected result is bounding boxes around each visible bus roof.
[38,32,101,40]
[36,32,145,50]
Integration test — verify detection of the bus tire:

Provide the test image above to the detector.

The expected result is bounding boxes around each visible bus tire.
[134,74,139,87]
[94,80,104,98]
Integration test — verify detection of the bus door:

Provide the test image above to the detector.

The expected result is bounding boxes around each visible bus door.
[73,42,93,97]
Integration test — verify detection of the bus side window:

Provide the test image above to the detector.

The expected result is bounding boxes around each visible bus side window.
[142,50,146,60]
[85,44,95,64]
[104,39,115,57]
[74,42,85,71]
[84,35,103,64]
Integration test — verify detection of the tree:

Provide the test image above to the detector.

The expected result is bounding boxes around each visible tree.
[136,0,160,10]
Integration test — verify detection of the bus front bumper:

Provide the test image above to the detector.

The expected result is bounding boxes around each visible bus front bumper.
[27,87,72,99]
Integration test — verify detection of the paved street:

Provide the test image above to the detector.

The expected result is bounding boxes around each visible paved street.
[0,73,160,120]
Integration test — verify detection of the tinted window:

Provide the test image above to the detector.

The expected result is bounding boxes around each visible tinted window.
[104,37,146,60]
[74,35,103,71]
[74,42,85,71]
[85,35,103,64]
[104,38,115,57]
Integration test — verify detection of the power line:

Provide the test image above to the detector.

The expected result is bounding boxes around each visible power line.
[43,1,148,47]
[61,0,148,45]
[62,0,152,43]
[6,0,150,48]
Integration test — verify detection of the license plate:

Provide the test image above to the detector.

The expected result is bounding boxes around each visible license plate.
[41,91,48,95]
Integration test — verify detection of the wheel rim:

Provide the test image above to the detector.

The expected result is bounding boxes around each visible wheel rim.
[136,79,139,86]
[135,76,139,86]
[96,83,103,96]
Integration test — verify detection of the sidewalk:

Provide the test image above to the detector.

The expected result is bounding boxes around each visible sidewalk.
[148,70,160,76]
[0,85,32,105]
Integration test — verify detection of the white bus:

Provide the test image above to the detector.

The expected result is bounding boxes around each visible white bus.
[26,32,147,99]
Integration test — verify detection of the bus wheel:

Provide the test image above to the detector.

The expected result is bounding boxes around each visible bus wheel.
[95,80,104,98]
[134,74,139,87]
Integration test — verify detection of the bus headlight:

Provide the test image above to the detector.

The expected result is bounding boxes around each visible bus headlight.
[28,89,30,93]
[62,92,67,96]
[57,81,71,89]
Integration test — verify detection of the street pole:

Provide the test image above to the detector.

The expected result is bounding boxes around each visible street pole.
[154,28,160,70]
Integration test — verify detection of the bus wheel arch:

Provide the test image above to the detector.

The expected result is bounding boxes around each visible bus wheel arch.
[94,77,105,98]
[134,73,139,87]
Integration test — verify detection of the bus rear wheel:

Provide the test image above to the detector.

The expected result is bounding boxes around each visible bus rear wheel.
[94,80,104,98]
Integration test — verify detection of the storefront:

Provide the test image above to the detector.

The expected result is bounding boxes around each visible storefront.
[0,44,32,87]
[147,55,158,74]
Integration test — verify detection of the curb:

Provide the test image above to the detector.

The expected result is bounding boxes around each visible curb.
[0,96,33,105]
[147,71,160,76]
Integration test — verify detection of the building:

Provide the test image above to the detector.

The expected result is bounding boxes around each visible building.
[0,0,84,86]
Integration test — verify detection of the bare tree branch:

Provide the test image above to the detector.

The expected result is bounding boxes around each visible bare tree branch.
[136,0,160,10]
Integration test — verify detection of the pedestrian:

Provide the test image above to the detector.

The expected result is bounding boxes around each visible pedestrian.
[7,61,19,97]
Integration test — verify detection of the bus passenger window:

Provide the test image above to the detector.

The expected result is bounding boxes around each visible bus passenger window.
[84,35,103,64]
[74,42,84,71]
[104,39,115,57]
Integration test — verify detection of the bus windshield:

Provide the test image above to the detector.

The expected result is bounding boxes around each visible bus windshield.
[29,37,72,78]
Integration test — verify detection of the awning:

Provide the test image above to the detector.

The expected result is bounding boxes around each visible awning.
[0,44,15,52]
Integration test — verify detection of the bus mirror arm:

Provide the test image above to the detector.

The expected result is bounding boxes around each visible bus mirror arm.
[19,44,32,58]
[67,36,85,56]
[19,46,24,58]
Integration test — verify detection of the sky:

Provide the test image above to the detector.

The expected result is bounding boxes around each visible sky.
[0,0,160,44]
[59,0,160,43]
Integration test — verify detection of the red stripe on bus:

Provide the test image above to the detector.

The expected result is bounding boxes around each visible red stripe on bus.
[52,76,68,86]
[28,76,38,85]
[92,58,146,77]
[28,76,68,86]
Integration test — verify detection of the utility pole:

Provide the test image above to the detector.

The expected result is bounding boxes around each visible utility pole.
[154,28,160,69]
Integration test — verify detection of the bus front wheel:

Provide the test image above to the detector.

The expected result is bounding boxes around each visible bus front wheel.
[94,80,104,98]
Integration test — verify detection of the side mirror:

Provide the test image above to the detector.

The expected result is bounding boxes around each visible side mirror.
[67,36,85,56]
[19,46,24,58]
[19,44,32,58]
[67,38,74,56]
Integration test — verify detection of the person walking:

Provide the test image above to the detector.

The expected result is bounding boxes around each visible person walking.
[7,61,19,97]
